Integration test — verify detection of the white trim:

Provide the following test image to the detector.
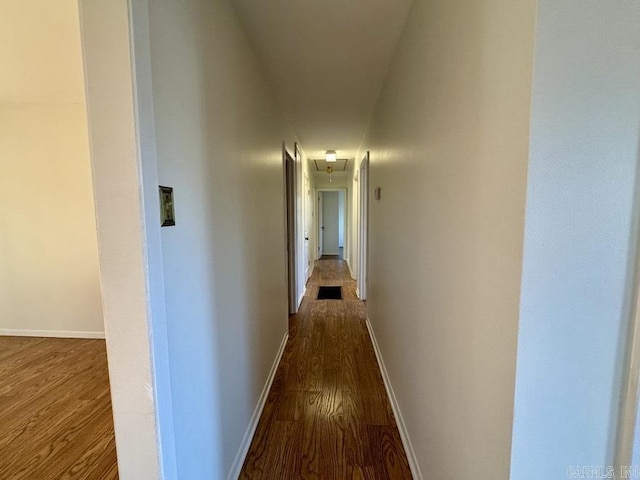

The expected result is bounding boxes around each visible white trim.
[0,329,105,339]
[357,153,369,301]
[365,319,423,480]
[227,331,289,480]
[297,286,307,309]
[614,248,640,468]
[613,157,640,469]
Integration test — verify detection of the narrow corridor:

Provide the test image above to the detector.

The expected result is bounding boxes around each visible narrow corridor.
[240,259,412,479]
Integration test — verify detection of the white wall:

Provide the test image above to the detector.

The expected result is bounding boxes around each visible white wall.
[511,2,640,478]
[146,0,296,476]
[313,172,350,189]
[0,105,103,335]
[354,0,536,477]
[0,0,103,337]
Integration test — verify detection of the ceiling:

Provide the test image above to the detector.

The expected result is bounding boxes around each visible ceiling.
[231,0,414,160]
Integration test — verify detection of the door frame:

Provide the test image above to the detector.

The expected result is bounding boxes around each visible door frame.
[316,187,347,259]
[614,149,640,469]
[614,232,640,469]
[283,143,297,315]
[303,173,312,281]
[357,152,370,300]
[296,143,312,288]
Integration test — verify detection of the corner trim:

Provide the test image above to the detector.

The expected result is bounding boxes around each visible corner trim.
[365,318,423,480]
[227,331,289,480]
[0,329,105,339]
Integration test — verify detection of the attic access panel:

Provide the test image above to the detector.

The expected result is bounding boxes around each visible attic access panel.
[312,158,349,172]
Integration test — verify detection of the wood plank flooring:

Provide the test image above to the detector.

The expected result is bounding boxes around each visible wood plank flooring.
[240,259,412,479]
[0,337,118,480]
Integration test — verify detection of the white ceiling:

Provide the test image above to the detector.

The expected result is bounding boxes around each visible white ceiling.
[231,0,414,160]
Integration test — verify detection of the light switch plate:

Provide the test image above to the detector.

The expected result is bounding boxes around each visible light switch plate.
[159,186,175,226]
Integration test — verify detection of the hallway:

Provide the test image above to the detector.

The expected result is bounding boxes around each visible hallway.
[73,0,640,476]
[240,259,412,479]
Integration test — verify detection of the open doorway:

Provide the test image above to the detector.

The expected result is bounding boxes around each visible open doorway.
[317,189,346,260]
[1,1,118,477]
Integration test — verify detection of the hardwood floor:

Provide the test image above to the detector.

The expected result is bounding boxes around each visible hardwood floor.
[0,337,118,480]
[240,259,412,479]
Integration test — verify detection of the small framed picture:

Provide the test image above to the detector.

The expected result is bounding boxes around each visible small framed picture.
[159,186,175,227]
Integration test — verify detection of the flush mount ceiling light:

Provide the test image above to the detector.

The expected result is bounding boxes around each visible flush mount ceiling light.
[325,150,337,162]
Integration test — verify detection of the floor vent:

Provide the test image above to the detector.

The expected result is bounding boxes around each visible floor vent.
[317,286,342,300]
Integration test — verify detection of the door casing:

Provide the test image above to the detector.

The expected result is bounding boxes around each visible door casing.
[283,144,297,314]
[316,187,348,260]
[358,152,370,300]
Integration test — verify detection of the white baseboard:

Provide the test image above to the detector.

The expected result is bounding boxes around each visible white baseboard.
[297,286,307,309]
[365,319,423,480]
[0,329,105,339]
[227,331,289,480]
[346,258,354,277]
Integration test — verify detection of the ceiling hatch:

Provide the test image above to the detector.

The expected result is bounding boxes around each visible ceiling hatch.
[312,158,350,172]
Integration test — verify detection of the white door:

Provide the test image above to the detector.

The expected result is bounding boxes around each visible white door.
[321,191,339,255]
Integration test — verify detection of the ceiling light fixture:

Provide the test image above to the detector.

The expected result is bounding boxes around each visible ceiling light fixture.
[326,166,334,182]
[325,150,337,162]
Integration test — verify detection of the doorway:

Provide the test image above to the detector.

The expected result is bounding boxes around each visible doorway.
[284,144,297,314]
[318,189,346,259]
